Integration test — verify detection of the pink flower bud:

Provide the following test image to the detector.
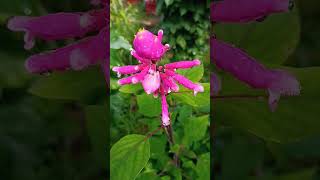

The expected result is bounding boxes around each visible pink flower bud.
[133,29,169,61]
[7,9,107,49]
[211,0,293,23]
[112,64,145,76]
[164,59,201,69]
[211,37,300,111]
[25,28,107,73]
[118,65,150,85]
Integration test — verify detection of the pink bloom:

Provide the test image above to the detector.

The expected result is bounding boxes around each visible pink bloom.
[113,29,204,126]
[132,29,170,62]
[7,1,108,82]
[211,37,300,111]
[211,0,293,23]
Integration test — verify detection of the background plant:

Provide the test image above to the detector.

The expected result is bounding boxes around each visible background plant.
[110,0,210,179]
[212,0,320,179]
[0,1,107,179]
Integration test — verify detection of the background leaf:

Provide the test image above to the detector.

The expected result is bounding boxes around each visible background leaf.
[110,134,150,180]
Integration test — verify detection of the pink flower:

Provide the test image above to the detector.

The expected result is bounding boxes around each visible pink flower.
[211,0,293,23]
[132,28,170,62]
[7,0,108,83]
[211,37,300,111]
[113,29,204,126]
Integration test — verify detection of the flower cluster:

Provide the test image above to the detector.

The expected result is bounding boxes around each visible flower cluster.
[113,29,204,126]
[7,0,108,81]
[211,0,300,111]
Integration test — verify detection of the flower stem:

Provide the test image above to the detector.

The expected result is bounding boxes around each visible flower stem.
[163,125,180,167]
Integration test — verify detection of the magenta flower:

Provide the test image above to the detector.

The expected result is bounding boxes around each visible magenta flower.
[211,0,293,23]
[211,37,300,111]
[113,29,204,126]
[7,0,108,80]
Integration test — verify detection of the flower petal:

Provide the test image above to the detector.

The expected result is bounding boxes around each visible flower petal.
[25,28,107,73]
[164,59,201,69]
[165,69,204,95]
[8,9,107,49]
[211,37,300,111]
[211,0,291,23]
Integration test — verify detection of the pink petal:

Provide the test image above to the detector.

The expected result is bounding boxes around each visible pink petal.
[164,59,201,69]
[118,65,150,85]
[112,64,146,76]
[7,9,107,49]
[211,0,291,23]
[211,37,300,111]
[165,69,204,95]
[25,28,107,73]
[160,91,170,126]
[142,71,161,94]
[160,73,179,93]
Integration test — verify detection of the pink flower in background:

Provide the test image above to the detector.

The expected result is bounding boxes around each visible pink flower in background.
[211,38,300,111]
[211,0,299,111]
[113,29,203,126]
[211,0,294,23]
[7,0,109,83]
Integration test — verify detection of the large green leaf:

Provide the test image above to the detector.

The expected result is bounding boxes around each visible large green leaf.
[195,153,210,180]
[214,7,300,65]
[172,83,210,108]
[137,94,161,117]
[214,67,320,143]
[110,134,150,180]
[29,67,105,101]
[182,115,209,147]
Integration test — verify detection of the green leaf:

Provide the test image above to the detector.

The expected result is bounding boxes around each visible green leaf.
[110,134,150,180]
[85,105,108,167]
[172,83,210,108]
[176,64,204,82]
[29,67,105,101]
[182,115,209,147]
[110,36,132,50]
[137,94,161,117]
[176,35,187,49]
[195,153,210,180]
[119,84,143,94]
[164,0,173,7]
[214,67,320,143]
[214,7,300,65]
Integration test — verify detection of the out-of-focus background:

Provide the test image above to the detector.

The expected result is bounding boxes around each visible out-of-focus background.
[0,1,107,179]
[110,0,211,179]
[213,0,320,179]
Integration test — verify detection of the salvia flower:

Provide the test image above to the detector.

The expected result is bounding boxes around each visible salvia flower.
[211,0,294,23]
[113,29,204,126]
[211,37,300,111]
[7,0,108,79]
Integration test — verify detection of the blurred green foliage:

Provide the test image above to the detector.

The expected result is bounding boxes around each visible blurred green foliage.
[110,0,210,179]
[0,1,107,179]
[213,0,320,179]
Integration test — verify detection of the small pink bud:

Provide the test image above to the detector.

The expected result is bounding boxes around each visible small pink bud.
[211,0,292,23]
